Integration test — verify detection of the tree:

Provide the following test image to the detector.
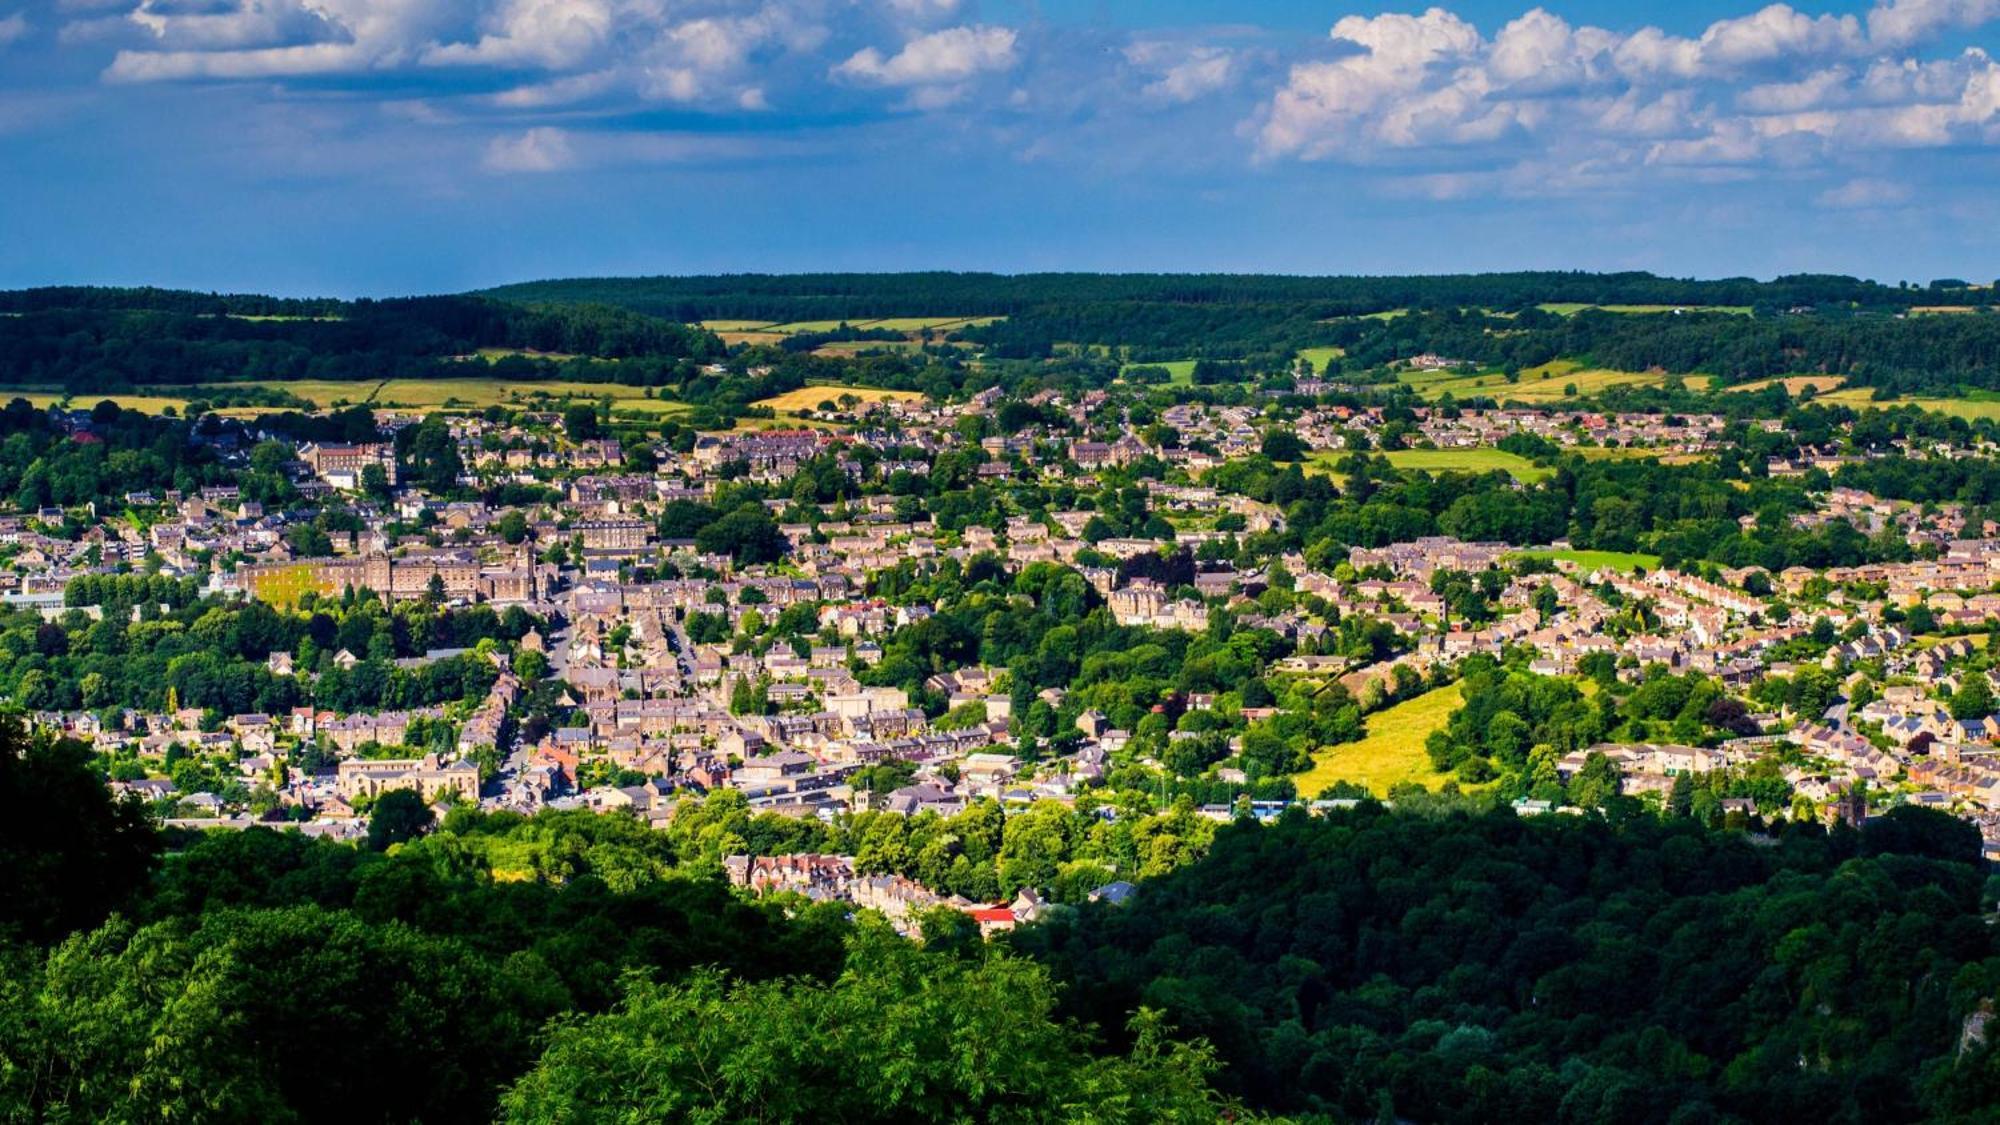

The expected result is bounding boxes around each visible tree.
[496,510,529,544]
[695,504,788,565]
[1950,674,1994,720]
[562,404,600,441]
[499,931,1232,1124]
[367,789,436,851]
[395,417,465,494]
[286,523,333,557]
[514,648,548,682]
[729,676,771,717]
[1260,431,1307,462]
[0,717,159,942]
[1568,751,1620,809]
[1667,772,1696,818]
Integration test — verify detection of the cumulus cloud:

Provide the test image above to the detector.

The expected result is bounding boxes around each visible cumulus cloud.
[835,24,1016,86]
[105,0,471,80]
[483,125,574,172]
[1868,0,2000,47]
[1125,41,1239,105]
[96,0,990,114]
[55,0,2000,204]
[423,0,616,69]
[1817,176,1913,206]
[1254,0,2000,190]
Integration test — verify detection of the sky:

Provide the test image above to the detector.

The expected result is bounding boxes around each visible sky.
[3,0,2000,295]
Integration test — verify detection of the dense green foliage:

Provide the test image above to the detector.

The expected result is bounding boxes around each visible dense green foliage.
[0,718,157,944]
[0,397,237,510]
[481,271,1915,322]
[484,272,2000,387]
[0,289,719,391]
[1017,803,2000,1124]
[500,933,1229,1124]
[1342,306,2000,395]
[16,584,535,714]
[5,707,2000,1124]
[0,738,1238,1124]
[1424,656,1760,791]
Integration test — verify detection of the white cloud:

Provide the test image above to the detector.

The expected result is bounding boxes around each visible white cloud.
[884,0,959,18]
[484,125,574,172]
[490,69,620,109]
[1255,0,2000,186]
[1817,176,1912,206]
[1868,0,2000,47]
[835,24,1016,86]
[1257,8,1485,158]
[423,0,614,69]
[0,12,26,47]
[1738,66,1851,112]
[1693,5,1863,70]
[98,0,961,116]
[1125,40,1240,105]
[106,42,380,82]
[1144,49,1235,104]
[106,0,474,79]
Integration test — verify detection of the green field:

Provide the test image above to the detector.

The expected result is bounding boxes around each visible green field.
[1296,346,1344,374]
[1121,359,1198,386]
[194,379,693,415]
[1725,375,1846,395]
[1814,386,2000,422]
[1296,683,1463,798]
[1570,446,1663,461]
[856,316,1000,332]
[0,390,197,414]
[465,347,579,362]
[762,316,998,335]
[753,385,924,412]
[1383,448,1553,483]
[1510,548,1661,573]
[1537,303,1752,316]
[1400,359,1716,403]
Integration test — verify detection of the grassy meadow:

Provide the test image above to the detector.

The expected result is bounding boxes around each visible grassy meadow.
[1384,448,1553,483]
[0,391,198,414]
[1399,359,1717,403]
[753,385,925,413]
[1120,359,1199,386]
[1537,303,1753,316]
[1725,375,1847,395]
[1510,547,1662,573]
[1296,683,1463,797]
[1296,346,1345,374]
[1812,386,2000,421]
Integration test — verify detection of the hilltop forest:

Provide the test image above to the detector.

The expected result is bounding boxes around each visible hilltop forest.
[10,273,2000,400]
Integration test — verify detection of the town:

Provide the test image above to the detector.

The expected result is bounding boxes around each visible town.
[10,346,2000,948]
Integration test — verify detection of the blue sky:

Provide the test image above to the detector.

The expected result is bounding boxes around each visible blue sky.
[3,0,2000,295]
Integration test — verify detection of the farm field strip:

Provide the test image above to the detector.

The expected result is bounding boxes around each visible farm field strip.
[1295,683,1464,798]
[753,385,925,412]
[1381,448,1553,483]
[1537,303,1753,316]
[1508,548,1662,573]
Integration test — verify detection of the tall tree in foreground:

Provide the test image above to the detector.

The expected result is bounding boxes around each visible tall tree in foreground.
[0,715,158,943]
[501,928,1235,1124]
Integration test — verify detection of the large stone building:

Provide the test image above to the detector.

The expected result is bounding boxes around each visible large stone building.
[299,443,397,490]
[334,753,479,802]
